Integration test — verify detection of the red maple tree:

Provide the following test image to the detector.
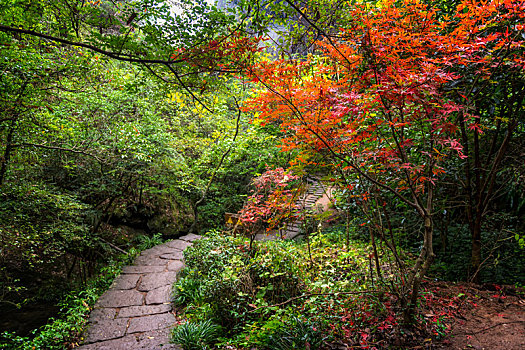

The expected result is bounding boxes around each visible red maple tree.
[243,0,525,321]
[237,167,301,247]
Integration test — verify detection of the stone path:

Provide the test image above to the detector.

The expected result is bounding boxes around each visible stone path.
[78,233,201,349]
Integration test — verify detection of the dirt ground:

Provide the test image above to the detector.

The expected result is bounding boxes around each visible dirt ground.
[434,283,525,350]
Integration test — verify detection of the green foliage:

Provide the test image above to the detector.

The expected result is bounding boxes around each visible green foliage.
[0,182,99,305]
[171,320,221,350]
[135,233,164,251]
[172,273,205,308]
[0,251,137,349]
[0,0,278,343]
[431,223,525,284]
[516,233,525,249]
[178,231,306,329]
[173,228,392,348]
[253,315,325,350]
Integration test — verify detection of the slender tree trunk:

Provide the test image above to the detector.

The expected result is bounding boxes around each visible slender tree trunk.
[471,216,482,282]
[0,119,16,186]
[403,213,435,323]
[369,226,382,280]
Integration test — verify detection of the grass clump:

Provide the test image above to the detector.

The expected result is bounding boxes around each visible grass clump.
[171,320,221,350]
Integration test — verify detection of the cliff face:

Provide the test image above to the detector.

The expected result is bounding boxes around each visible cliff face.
[215,0,308,56]
[216,0,240,10]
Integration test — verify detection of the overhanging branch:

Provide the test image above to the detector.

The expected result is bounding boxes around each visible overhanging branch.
[0,24,185,65]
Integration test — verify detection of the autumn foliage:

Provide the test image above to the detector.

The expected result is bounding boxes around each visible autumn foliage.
[243,0,525,321]
[238,167,300,238]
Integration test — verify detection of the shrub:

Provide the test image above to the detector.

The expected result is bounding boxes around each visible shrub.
[173,227,390,348]
[135,233,164,251]
[172,273,205,307]
[179,232,305,329]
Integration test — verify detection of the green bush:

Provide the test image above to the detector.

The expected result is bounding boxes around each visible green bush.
[172,272,205,307]
[0,183,96,271]
[178,232,304,329]
[135,233,164,251]
[173,228,386,348]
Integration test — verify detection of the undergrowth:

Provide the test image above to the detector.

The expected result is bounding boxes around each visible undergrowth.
[171,229,402,348]
[0,234,161,350]
[171,228,461,349]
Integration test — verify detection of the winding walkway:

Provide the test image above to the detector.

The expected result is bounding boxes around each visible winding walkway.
[78,233,201,349]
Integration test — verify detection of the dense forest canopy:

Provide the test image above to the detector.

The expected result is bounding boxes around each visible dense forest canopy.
[0,0,524,348]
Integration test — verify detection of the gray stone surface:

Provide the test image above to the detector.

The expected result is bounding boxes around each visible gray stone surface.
[165,240,191,250]
[84,318,129,343]
[79,331,182,350]
[81,238,198,349]
[95,289,144,308]
[134,256,170,266]
[134,327,182,349]
[122,265,166,274]
[127,313,176,334]
[78,334,138,349]
[146,285,172,305]
[147,245,178,256]
[179,233,201,242]
[112,274,141,290]
[89,308,116,322]
[118,304,172,318]
[159,251,184,260]
[167,260,184,272]
[138,271,177,292]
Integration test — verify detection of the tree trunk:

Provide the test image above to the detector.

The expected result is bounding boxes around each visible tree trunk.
[403,213,435,323]
[0,119,16,186]
[471,215,482,283]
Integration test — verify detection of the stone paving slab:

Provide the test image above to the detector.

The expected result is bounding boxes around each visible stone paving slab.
[80,329,181,350]
[127,313,176,334]
[111,274,141,290]
[118,304,172,318]
[134,256,170,266]
[133,328,182,349]
[95,289,144,308]
[84,318,129,343]
[139,245,176,258]
[89,308,116,322]
[79,334,139,349]
[165,240,191,250]
[152,245,180,254]
[179,233,201,242]
[138,271,177,292]
[146,285,172,305]
[79,237,195,349]
[167,260,184,272]
[122,265,166,274]
[159,251,184,260]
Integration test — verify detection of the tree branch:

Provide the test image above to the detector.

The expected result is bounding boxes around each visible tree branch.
[0,24,185,65]
[249,290,377,312]
[13,142,103,162]
[188,99,242,233]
